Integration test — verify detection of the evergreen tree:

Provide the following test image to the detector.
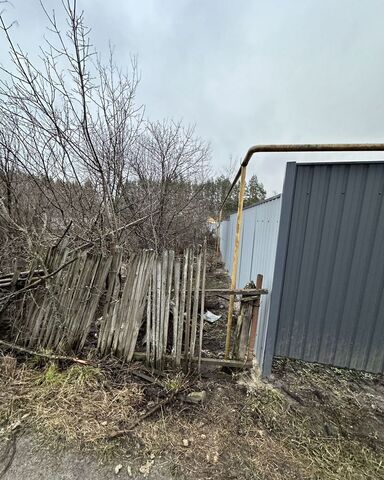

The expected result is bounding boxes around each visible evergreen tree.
[244,174,266,207]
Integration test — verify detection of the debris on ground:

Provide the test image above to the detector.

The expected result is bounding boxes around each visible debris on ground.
[185,391,207,404]
[0,353,383,479]
[203,311,222,323]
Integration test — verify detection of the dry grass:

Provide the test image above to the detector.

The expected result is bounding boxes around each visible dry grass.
[241,366,384,479]
[0,354,383,479]
[0,357,145,457]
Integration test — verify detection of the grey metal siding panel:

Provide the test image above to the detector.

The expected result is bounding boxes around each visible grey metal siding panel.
[274,162,384,373]
[238,207,256,287]
[219,196,282,367]
[262,163,297,376]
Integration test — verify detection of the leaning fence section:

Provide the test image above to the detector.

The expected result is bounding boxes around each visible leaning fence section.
[0,238,269,372]
[16,248,112,352]
[0,243,223,371]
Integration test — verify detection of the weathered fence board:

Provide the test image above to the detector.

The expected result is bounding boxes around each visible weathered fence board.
[1,241,265,371]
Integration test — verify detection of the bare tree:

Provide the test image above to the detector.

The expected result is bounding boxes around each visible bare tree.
[122,119,210,252]
[0,1,211,271]
[0,1,143,241]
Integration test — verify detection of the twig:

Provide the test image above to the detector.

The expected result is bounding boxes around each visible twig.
[0,339,90,365]
[106,391,177,439]
[70,214,153,254]
[54,220,73,248]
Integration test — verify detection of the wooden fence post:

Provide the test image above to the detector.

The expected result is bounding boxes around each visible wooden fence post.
[247,274,263,362]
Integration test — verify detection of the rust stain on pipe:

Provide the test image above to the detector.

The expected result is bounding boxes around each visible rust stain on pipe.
[219,143,384,214]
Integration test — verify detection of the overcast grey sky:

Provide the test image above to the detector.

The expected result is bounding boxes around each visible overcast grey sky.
[2,0,384,194]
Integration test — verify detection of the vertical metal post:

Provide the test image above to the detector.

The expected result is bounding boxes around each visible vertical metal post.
[225,165,247,358]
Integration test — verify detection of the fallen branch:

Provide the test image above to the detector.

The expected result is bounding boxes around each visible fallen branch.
[106,391,177,439]
[0,339,90,365]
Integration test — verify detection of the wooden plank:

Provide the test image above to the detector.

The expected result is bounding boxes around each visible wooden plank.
[204,288,268,295]
[247,274,263,362]
[189,247,202,364]
[172,259,181,364]
[48,251,78,349]
[232,312,243,359]
[113,254,138,355]
[155,258,162,367]
[65,253,99,350]
[0,269,44,281]
[238,303,252,360]
[184,248,193,362]
[146,276,152,365]
[60,252,91,349]
[123,252,149,360]
[126,251,155,361]
[78,255,111,351]
[132,351,248,368]
[151,260,157,367]
[198,240,207,372]
[98,247,123,355]
[162,250,174,358]
[122,252,146,359]
[28,247,68,348]
[176,249,188,366]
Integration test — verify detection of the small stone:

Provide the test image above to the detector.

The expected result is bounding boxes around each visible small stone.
[182,439,189,447]
[186,391,207,404]
[100,420,108,426]
[127,465,132,477]
[114,464,123,474]
[150,453,155,459]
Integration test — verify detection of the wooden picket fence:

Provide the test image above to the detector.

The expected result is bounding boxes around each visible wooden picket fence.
[1,244,207,369]
[145,246,206,369]
[1,241,266,371]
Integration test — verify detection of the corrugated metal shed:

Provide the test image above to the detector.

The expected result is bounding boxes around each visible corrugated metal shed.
[219,195,281,365]
[264,161,384,375]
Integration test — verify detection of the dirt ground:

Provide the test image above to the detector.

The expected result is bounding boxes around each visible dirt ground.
[0,355,383,480]
[1,252,383,479]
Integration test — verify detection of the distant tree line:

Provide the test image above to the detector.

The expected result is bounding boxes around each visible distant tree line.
[203,174,266,218]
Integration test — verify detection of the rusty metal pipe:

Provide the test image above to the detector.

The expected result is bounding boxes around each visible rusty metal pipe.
[219,143,384,214]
